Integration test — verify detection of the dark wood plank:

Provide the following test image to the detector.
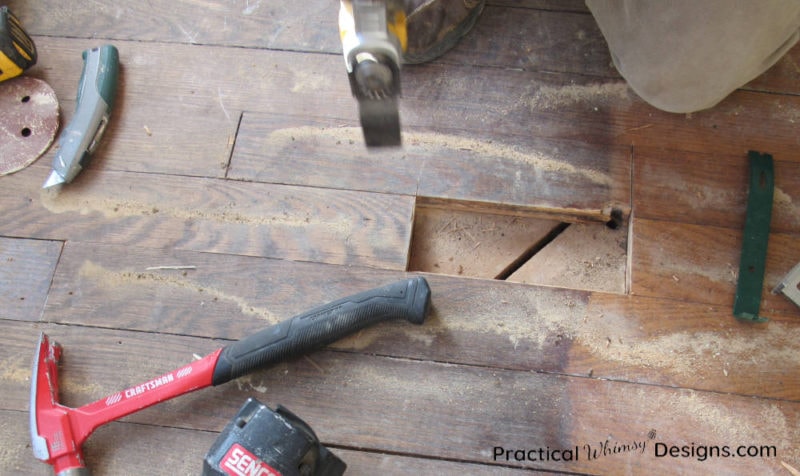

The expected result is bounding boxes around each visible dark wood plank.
[230,112,632,221]
[631,218,800,317]
[0,165,413,269]
[10,1,604,76]
[42,242,417,337]
[26,37,800,190]
[489,0,590,12]
[228,114,422,195]
[3,322,798,474]
[1,408,543,475]
[28,42,242,179]
[15,0,800,97]
[634,147,800,233]
[0,237,61,322]
[404,64,800,162]
[6,409,547,476]
[743,43,800,96]
[39,243,800,399]
[11,0,340,53]
[443,3,615,76]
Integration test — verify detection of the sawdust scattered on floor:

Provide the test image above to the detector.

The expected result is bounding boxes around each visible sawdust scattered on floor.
[60,379,107,399]
[0,422,23,473]
[290,69,329,93]
[639,228,739,286]
[527,82,630,111]
[774,186,798,223]
[577,299,800,378]
[78,260,281,323]
[350,364,480,407]
[0,356,29,384]
[265,126,614,187]
[439,284,589,349]
[412,280,800,383]
[235,374,268,393]
[40,188,352,235]
[334,322,438,352]
[653,389,799,462]
[408,207,561,279]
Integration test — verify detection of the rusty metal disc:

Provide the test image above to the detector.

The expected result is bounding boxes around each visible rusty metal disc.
[0,76,60,175]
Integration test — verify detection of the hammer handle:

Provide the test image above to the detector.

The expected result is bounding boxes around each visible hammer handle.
[210,277,430,386]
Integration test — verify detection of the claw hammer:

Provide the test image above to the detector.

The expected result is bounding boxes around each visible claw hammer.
[30,277,431,475]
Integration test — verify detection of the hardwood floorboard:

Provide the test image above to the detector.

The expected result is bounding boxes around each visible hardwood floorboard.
[3,321,798,475]
[0,166,413,269]
[631,218,800,318]
[30,243,800,400]
[230,112,631,220]
[15,0,800,97]
[634,147,800,233]
[0,237,61,322]
[3,1,799,474]
[2,407,554,475]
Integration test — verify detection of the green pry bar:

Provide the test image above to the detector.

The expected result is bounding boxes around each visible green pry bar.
[733,151,774,322]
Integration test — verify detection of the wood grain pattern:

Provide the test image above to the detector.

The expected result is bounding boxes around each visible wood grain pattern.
[508,221,628,293]
[42,241,416,336]
[13,0,800,96]
[2,321,798,475]
[10,2,606,75]
[230,112,632,220]
[25,37,800,189]
[634,147,800,233]
[407,206,562,278]
[0,164,413,269]
[2,1,800,474]
[36,243,800,400]
[631,218,800,317]
[0,237,61,322]
[0,407,539,476]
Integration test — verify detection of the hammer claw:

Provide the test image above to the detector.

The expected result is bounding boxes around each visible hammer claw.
[29,333,61,462]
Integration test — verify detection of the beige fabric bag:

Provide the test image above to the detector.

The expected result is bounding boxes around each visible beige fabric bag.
[586,0,800,112]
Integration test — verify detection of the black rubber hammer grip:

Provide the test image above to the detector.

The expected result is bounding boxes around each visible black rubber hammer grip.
[211,277,431,385]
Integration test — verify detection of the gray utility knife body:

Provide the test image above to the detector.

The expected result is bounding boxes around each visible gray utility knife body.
[44,44,119,188]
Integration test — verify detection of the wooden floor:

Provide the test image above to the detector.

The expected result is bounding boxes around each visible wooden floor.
[2,1,799,474]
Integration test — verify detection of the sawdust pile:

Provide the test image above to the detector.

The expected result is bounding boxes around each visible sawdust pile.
[527,82,631,111]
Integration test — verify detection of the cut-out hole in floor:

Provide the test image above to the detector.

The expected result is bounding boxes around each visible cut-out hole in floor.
[408,204,629,294]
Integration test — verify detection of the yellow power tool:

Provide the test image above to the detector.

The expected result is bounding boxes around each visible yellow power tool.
[0,6,37,82]
[339,0,406,147]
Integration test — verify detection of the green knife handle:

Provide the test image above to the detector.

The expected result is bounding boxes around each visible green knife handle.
[79,45,119,110]
[48,45,119,185]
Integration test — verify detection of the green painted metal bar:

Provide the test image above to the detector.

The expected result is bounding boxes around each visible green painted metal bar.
[733,151,774,322]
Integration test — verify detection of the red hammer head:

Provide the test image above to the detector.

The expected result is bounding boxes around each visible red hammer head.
[29,332,220,475]
[29,333,90,475]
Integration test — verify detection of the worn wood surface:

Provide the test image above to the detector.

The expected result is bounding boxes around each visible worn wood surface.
[508,221,628,293]
[2,1,799,475]
[407,206,563,279]
[0,237,61,322]
[0,162,413,269]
